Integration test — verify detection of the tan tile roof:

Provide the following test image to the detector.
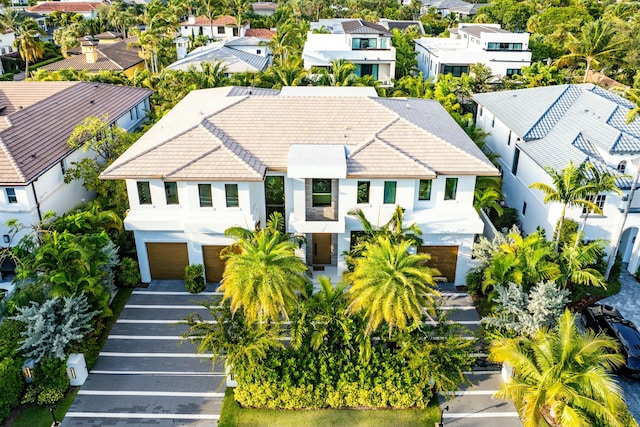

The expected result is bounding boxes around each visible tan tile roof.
[0,82,151,185]
[102,89,498,181]
[28,1,104,13]
[245,28,276,38]
[181,15,237,26]
[41,37,143,72]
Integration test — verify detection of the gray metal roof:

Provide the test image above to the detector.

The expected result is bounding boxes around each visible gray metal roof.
[167,44,270,72]
[458,25,509,38]
[342,19,392,36]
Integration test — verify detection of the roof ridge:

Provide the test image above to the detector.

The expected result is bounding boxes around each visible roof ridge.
[523,85,581,140]
[0,135,26,182]
[200,120,265,178]
[374,134,436,176]
[164,145,221,179]
[348,117,399,157]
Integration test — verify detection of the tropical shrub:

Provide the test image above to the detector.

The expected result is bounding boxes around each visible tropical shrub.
[11,293,98,362]
[0,319,25,359]
[118,257,141,287]
[185,264,205,293]
[0,358,24,423]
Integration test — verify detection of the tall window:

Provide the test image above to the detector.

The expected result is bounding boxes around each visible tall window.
[265,176,285,218]
[164,182,179,205]
[383,181,397,204]
[357,181,370,204]
[137,181,151,205]
[618,161,627,173]
[312,179,332,207]
[418,180,432,201]
[5,188,17,204]
[512,148,520,175]
[225,184,239,207]
[198,184,212,207]
[444,178,458,200]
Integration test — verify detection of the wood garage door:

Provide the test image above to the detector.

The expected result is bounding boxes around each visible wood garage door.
[146,242,189,280]
[418,246,458,283]
[203,245,226,284]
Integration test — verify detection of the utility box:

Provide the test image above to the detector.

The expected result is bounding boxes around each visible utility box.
[66,353,88,386]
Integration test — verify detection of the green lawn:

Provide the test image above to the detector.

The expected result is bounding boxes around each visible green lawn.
[218,389,442,427]
[12,388,79,427]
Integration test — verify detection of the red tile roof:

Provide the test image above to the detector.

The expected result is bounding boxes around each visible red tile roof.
[181,15,236,26]
[245,28,276,38]
[28,1,104,13]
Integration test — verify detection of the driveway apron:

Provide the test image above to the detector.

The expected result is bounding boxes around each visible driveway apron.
[61,281,225,427]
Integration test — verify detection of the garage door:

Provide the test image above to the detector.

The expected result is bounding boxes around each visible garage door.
[203,245,227,283]
[418,246,458,283]
[146,243,189,280]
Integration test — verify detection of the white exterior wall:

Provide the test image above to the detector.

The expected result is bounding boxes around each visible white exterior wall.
[179,23,249,40]
[477,106,640,275]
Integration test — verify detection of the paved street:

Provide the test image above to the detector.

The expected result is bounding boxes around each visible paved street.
[61,281,224,426]
[599,270,640,424]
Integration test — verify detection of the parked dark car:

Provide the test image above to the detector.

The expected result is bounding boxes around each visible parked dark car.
[581,304,640,379]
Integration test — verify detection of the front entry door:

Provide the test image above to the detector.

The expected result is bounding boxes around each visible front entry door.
[312,233,331,265]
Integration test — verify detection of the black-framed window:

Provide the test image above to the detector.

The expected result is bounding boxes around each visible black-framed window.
[512,148,520,175]
[357,181,370,204]
[618,161,627,173]
[265,176,285,218]
[5,188,17,204]
[164,182,179,205]
[583,194,606,214]
[506,68,521,76]
[418,180,432,201]
[137,181,152,205]
[441,65,469,77]
[444,178,458,200]
[383,181,397,204]
[217,26,225,34]
[312,179,332,207]
[198,184,213,207]
[225,184,239,207]
[522,201,527,216]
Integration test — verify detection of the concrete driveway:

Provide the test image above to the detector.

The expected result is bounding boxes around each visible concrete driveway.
[61,281,225,426]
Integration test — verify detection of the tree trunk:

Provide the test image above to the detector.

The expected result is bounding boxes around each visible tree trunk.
[575,211,589,247]
[583,58,592,83]
[555,204,567,250]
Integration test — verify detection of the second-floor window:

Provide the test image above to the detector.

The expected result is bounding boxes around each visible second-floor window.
[6,188,17,204]
[198,184,213,207]
[164,182,179,205]
[137,181,152,205]
[357,181,370,204]
[583,194,606,214]
[225,184,239,207]
[352,38,376,49]
[487,42,523,51]
[312,179,332,207]
[418,180,432,201]
[512,148,521,175]
[383,181,397,204]
[444,178,458,200]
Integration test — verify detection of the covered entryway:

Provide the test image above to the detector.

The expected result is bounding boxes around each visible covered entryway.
[312,233,332,265]
[419,245,458,282]
[203,245,227,284]
[146,242,189,279]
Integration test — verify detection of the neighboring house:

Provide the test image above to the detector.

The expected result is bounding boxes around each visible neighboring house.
[250,2,277,16]
[179,16,249,40]
[0,81,151,246]
[303,19,396,86]
[474,84,640,274]
[419,0,483,18]
[415,23,531,80]
[100,86,498,286]
[39,34,144,77]
[27,1,106,19]
[379,19,425,35]
[169,37,271,73]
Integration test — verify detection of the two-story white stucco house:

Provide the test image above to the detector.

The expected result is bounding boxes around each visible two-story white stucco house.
[179,15,249,41]
[415,23,531,80]
[0,81,151,247]
[101,86,498,286]
[303,19,396,86]
[474,84,640,274]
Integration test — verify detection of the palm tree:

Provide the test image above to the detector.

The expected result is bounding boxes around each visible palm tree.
[530,161,598,249]
[14,18,45,78]
[558,19,624,83]
[489,310,626,427]
[346,236,440,336]
[556,239,607,289]
[219,226,309,324]
[314,59,356,86]
[575,163,622,247]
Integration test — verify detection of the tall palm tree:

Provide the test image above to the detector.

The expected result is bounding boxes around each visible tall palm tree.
[530,161,598,249]
[14,18,45,78]
[575,163,623,247]
[346,236,440,336]
[558,19,624,83]
[220,226,309,324]
[556,239,607,289]
[489,310,626,427]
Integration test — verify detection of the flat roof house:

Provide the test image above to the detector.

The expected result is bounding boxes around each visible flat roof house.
[0,82,151,246]
[474,84,640,275]
[101,86,498,286]
[415,23,531,80]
